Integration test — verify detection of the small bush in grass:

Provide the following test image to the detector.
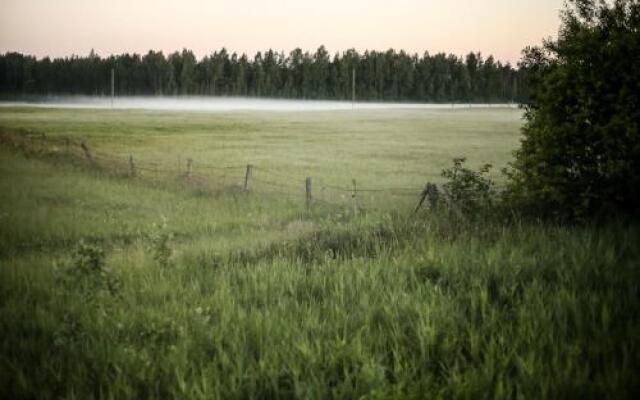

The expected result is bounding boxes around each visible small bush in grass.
[441,157,495,216]
[148,219,173,268]
[64,239,121,298]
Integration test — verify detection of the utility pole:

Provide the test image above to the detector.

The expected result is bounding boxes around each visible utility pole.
[110,68,115,108]
[352,66,356,109]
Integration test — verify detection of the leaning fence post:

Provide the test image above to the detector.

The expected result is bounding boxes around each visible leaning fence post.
[305,177,312,211]
[244,164,253,191]
[413,184,430,214]
[413,182,439,215]
[352,179,358,216]
[186,158,193,179]
[80,142,93,163]
[129,154,136,177]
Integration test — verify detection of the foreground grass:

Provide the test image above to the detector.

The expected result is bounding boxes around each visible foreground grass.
[2,218,638,399]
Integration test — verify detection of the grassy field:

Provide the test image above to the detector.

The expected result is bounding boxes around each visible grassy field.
[0,107,521,186]
[0,106,638,399]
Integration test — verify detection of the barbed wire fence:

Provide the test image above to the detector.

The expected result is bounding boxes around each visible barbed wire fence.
[1,130,503,215]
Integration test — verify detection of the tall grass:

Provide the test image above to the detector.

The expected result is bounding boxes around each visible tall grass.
[2,216,638,399]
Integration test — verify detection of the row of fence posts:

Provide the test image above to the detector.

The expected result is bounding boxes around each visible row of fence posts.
[77,142,435,214]
[305,176,358,214]
[122,153,359,213]
[14,135,450,217]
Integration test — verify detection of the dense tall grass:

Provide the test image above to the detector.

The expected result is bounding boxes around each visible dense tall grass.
[2,214,638,399]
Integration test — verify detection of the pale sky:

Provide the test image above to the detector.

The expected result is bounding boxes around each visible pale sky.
[0,0,564,64]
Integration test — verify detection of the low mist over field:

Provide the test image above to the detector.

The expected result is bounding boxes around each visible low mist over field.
[0,96,518,112]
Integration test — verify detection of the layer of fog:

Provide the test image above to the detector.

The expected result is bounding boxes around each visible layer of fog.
[0,96,518,112]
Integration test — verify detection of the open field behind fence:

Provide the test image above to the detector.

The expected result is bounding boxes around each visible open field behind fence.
[0,107,522,184]
[0,128,510,218]
[0,130,429,210]
[0,107,521,213]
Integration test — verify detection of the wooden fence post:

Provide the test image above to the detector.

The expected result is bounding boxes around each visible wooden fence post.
[80,142,93,163]
[352,179,358,216]
[244,164,253,191]
[186,158,193,179]
[413,184,430,214]
[306,177,312,211]
[413,182,440,215]
[129,154,136,177]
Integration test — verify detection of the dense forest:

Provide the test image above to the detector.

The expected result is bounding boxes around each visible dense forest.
[0,47,526,103]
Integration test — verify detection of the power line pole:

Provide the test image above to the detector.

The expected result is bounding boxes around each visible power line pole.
[352,66,356,109]
[110,68,115,108]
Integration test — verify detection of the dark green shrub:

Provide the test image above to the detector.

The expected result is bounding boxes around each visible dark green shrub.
[506,0,640,219]
[148,220,173,268]
[63,240,121,298]
[441,157,495,216]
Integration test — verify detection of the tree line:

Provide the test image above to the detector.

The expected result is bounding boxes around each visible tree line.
[0,47,527,103]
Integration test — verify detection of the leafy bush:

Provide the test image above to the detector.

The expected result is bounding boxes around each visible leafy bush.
[148,219,173,268]
[441,158,495,216]
[506,0,640,219]
[64,240,121,298]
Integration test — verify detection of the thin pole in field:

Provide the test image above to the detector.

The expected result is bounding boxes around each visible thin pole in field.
[244,164,253,191]
[352,179,358,216]
[129,154,136,177]
[352,67,355,109]
[186,158,193,179]
[110,68,115,108]
[305,177,312,211]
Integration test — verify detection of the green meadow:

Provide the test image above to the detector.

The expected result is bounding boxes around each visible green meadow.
[0,106,638,399]
[0,106,521,186]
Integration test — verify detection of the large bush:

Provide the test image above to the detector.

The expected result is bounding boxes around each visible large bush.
[506,0,640,219]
